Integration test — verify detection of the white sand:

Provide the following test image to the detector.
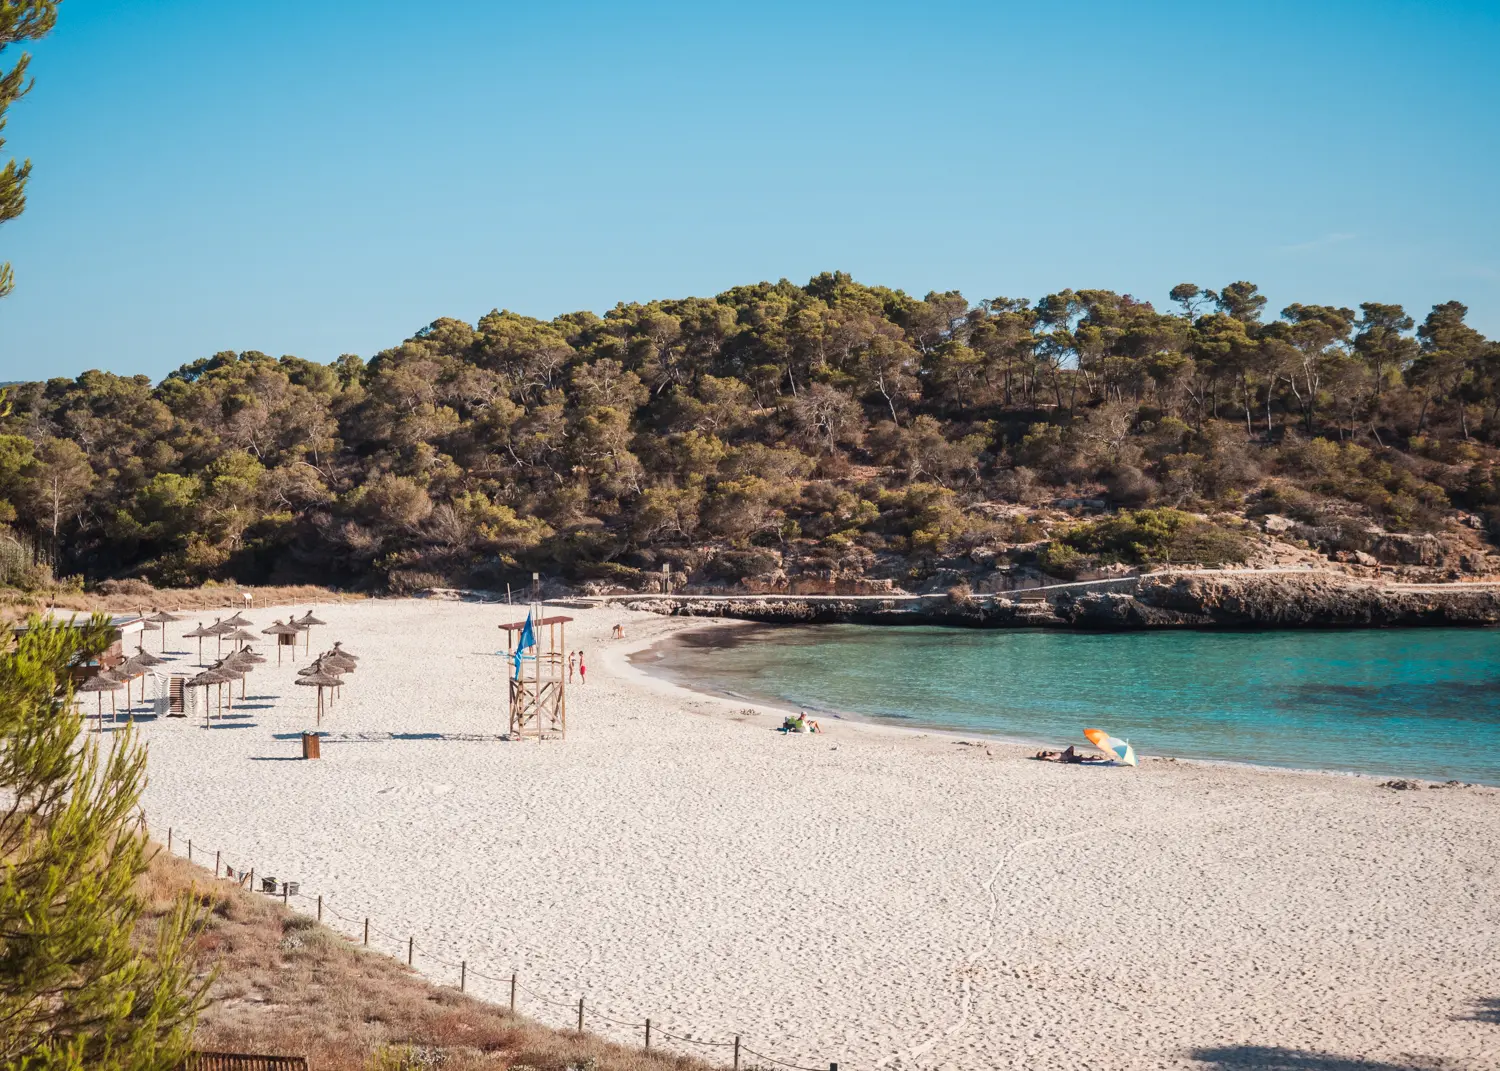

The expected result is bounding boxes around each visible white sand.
[130,599,1500,1070]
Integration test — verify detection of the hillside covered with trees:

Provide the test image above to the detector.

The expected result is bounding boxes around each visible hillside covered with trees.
[1,273,1498,595]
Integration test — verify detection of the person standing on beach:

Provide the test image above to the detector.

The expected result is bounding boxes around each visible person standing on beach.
[578,650,586,685]
[567,651,576,683]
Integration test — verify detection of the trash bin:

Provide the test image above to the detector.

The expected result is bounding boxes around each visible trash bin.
[301,732,321,759]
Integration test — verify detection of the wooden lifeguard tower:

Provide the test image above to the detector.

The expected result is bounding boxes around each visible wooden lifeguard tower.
[498,611,571,740]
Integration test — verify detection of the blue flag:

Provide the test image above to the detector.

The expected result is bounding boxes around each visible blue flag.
[512,612,536,680]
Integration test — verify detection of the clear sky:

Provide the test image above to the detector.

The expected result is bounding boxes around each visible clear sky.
[0,0,1496,382]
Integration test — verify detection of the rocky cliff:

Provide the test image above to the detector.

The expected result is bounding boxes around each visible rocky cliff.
[617,571,1500,630]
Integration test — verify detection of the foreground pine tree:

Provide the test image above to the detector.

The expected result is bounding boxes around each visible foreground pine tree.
[0,616,207,1070]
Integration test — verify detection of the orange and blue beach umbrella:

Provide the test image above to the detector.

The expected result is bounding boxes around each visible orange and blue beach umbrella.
[1084,727,1138,767]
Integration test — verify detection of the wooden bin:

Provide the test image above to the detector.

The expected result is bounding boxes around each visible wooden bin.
[300,732,320,760]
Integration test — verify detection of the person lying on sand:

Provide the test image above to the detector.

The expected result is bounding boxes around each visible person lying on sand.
[780,711,821,734]
[1033,745,1104,764]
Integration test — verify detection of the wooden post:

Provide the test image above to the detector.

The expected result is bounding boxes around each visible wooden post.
[510,972,517,1011]
[167,827,172,851]
[282,883,288,907]
[187,839,192,863]
[644,1018,651,1050]
[317,895,322,922]
[734,1036,740,1070]
[576,996,584,1033]
[363,918,369,946]
[249,867,254,892]
[214,850,220,878]
[407,936,413,966]
[460,961,466,992]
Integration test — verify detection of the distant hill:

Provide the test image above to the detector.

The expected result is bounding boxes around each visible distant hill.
[0,272,1494,593]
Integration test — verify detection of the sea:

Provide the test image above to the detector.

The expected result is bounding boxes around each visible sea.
[641,624,1500,785]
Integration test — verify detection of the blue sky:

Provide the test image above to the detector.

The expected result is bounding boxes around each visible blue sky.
[0,0,1496,382]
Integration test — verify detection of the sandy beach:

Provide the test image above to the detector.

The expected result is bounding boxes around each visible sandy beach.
[127,599,1500,1070]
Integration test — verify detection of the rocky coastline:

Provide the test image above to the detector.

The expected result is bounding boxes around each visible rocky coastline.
[608,570,1500,630]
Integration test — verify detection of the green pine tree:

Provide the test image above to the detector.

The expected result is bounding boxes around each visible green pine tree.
[0,2,59,299]
[0,615,208,1070]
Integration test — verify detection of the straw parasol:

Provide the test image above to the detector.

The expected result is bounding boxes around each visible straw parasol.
[295,665,342,725]
[147,609,185,651]
[132,646,166,668]
[77,670,124,724]
[330,640,359,662]
[214,662,246,709]
[188,667,233,725]
[226,627,258,651]
[205,618,237,657]
[297,610,327,652]
[261,620,301,664]
[223,611,253,630]
[320,649,356,673]
[319,650,355,700]
[115,655,152,711]
[219,650,261,697]
[181,622,214,664]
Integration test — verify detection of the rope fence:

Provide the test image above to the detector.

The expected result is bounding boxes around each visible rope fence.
[152,821,842,1071]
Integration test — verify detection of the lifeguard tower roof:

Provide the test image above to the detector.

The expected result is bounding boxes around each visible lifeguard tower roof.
[497,615,573,632]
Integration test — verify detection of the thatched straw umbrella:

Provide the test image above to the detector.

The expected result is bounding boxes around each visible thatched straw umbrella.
[330,640,359,662]
[261,620,300,664]
[223,610,251,626]
[115,655,152,712]
[77,671,124,725]
[126,648,166,712]
[219,650,261,698]
[147,610,185,651]
[318,649,355,702]
[132,645,166,668]
[205,618,237,658]
[226,627,258,652]
[297,610,327,652]
[188,668,233,725]
[214,663,246,711]
[181,623,213,665]
[295,666,342,725]
[321,649,356,674]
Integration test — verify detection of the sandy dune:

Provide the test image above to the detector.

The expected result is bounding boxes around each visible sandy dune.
[128,599,1500,1070]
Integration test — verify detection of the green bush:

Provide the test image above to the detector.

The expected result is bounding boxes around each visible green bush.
[1063,508,1249,567]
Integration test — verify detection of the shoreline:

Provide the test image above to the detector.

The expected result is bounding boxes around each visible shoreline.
[625,616,1500,788]
[132,598,1500,1070]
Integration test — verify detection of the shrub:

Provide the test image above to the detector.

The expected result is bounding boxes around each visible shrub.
[1063,508,1249,567]
[1037,541,1086,578]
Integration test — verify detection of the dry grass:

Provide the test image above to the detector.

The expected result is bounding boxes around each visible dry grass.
[140,849,713,1071]
[0,585,364,627]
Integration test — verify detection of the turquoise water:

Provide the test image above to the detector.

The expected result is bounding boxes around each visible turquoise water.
[647,625,1500,785]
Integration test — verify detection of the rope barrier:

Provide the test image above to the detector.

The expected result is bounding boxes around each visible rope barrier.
[741,1044,830,1071]
[591,1010,643,1028]
[516,982,580,1010]
[655,1027,737,1048]
[150,820,837,1071]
